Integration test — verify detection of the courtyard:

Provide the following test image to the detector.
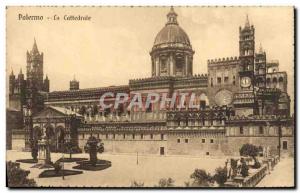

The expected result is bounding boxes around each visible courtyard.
[7,150,294,187]
[7,150,227,187]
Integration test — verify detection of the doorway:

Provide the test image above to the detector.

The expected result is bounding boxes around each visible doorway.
[160,147,165,155]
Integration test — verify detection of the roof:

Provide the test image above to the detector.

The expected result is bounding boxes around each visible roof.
[154,25,191,47]
[152,7,192,50]
[50,106,83,117]
[33,106,83,119]
[47,85,129,101]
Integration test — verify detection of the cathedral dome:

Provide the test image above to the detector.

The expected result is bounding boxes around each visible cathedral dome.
[152,7,192,50]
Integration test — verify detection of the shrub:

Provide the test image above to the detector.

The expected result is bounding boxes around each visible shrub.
[190,169,212,187]
[7,161,36,187]
[156,178,175,187]
[214,167,227,187]
[240,143,261,168]
[240,158,249,177]
[84,136,104,166]
[131,180,144,187]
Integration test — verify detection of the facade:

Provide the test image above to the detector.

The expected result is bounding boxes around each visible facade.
[8,8,294,157]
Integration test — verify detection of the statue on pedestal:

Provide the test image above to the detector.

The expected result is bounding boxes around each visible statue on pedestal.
[32,126,52,169]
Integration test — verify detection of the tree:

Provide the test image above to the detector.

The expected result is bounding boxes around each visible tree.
[84,136,104,166]
[31,140,38,161]
[190,169,212,187]
[156,178,175,187]
[214,167,227,187]
[7,161,36,187]
[239,143,261,168]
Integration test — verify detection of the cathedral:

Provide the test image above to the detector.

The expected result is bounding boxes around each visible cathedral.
[8,8,294,157]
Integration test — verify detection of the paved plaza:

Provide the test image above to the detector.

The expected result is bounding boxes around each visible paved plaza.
[256,157,294,187]
[7,150,294,187]
[7,150,227,187]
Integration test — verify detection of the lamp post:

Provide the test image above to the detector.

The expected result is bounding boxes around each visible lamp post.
[277,117,282,161]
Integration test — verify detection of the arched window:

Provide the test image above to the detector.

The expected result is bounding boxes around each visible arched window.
[273,77,278,88]
[199,93,208,110]
[160,58,167,74]
[279,77,284,82]
[266,78,271,86]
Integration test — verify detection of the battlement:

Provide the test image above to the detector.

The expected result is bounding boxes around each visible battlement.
[129,76,174,83]
[207,56,239,65]
[228,114,292,122]
[176,74,208,80]
[129,74,208,84]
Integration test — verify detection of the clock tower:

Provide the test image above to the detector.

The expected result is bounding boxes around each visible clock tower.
[239,15,255,91]
[233,15,257,116]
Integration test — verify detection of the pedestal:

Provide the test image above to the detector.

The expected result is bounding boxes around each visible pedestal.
[31,139,52,169]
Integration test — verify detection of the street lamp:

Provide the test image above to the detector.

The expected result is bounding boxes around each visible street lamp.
[277,117,282,161]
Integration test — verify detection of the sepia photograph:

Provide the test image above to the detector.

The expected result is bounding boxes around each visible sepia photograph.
[6,6,295,188]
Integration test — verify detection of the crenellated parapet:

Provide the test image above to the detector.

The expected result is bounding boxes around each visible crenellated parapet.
[129,74,208,91]
[207,56,240,67]
[227,114,294,124]
[129,76,175,84]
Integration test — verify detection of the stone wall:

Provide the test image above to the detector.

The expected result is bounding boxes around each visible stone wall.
[78,133,167,155]
[12,133,25,151]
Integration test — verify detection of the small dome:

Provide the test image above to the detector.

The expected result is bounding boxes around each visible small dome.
[152,7,192,50]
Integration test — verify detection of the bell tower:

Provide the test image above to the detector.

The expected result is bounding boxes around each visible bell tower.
[254,44,267,88]
[24,39,46,114]
[26,38,44,91]
[239,15,255,91]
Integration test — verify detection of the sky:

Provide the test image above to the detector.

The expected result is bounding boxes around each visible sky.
[6,6,294,110]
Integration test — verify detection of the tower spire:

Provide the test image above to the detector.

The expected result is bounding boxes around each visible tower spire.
[166,6,178,25]
[31,37,39,54]
[259,43,264,53]
[245,14,250,28]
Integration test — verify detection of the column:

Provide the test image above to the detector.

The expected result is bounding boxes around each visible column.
[185,55,188,76]
[155,57,159,76]
[170,53,174,76]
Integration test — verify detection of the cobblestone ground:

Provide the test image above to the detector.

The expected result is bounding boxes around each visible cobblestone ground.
[7,150,226,187]
[256,157,294,187]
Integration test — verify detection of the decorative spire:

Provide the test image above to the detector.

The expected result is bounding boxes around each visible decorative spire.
[166,6,178,25]
[73,74,76,81]
[259,43,264,54]
[10,68,14,76]
[245,14,250,28]
[31,38,39,54]
[45,74,48,79]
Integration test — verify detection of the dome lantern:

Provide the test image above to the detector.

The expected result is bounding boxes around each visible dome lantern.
[166,6,178,25]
